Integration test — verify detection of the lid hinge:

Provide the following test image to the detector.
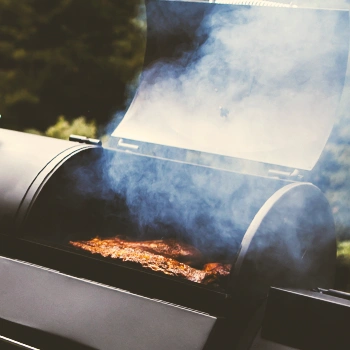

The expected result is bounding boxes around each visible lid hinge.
[117,138,139,150]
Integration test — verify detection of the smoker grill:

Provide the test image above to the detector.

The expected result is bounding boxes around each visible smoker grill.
[1,1,349,349]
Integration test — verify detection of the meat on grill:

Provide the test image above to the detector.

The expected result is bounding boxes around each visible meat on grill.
[202,262,232,285]
[108,237,204,265]
[69,237,231,287]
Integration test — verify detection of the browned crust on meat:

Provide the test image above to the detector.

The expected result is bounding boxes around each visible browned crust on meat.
[109,237,203,265]
[69,237,231,286]
[70,238,207,283]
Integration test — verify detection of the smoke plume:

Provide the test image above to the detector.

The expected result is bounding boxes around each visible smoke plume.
[104,0,349,259]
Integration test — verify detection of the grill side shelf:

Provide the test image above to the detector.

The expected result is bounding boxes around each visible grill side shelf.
[0,255,218,350]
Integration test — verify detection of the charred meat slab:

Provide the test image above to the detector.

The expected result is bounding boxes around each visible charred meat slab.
[70,237,231,288]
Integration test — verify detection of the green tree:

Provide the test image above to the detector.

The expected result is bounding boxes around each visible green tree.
[0,0,145,131]
[46,115,96,139]
[25,115,97,140]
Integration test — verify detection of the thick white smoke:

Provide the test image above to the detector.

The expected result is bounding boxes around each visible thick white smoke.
[105,1,349,258]
[114,2,348,170]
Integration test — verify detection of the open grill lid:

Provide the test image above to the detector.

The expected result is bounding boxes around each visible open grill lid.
[112,0,349,171]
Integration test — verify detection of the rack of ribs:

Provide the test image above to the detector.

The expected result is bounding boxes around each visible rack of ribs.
[70,237,231,287]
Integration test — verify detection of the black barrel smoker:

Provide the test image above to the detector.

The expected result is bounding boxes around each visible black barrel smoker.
[0,1,349,349]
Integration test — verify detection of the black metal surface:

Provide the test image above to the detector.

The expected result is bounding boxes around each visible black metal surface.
[262,287,350,350]
[0,128,93,233]
[0,256,218,350]
[231,182,336,303]
[0,318,94,350]
[0,234,231,316]
[316,288,350,301]
[248,330,296,350]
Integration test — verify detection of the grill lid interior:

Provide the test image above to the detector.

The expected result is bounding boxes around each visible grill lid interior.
[112,0,349,171]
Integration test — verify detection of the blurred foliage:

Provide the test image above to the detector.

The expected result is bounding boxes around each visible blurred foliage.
[45,115,96,139]
[336,240,350,291]
[25,115,97,139]
[337,241,350,263]
[0,0,145,132]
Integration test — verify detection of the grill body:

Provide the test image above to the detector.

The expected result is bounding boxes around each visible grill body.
[0,0,348,348]
[0,128,337,349]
